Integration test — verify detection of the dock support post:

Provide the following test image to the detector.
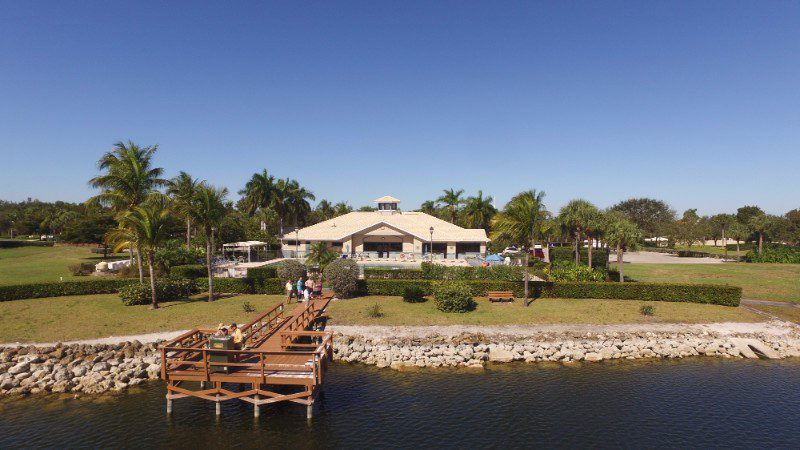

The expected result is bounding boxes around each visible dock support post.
[200,381,205,389]
[306,401,313,420]
[254,395,260,418]
[166,398,172,415]
[215,400,221,416]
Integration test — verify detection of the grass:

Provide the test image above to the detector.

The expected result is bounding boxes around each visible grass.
[0,293,765,343]
[673,245,734,256]
[0,294,285,343]
[326,296,763,326]
[0,246,126,286]
[749,305,800,324]
[623,263,800,303]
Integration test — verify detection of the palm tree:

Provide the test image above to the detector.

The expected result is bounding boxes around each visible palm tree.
[166,171,201,249]
[285,179,315,228]
[437,188,465,223]
[463,190,497,231]
[419,200,438,216]
[306,241,337,271]
[315,200,334,221]
[584,207,605,269]
[88,140,166,282]
[239,169,275,216]
[558,199,597,266]
[117,194,172,309]
[189,184,229,302]
[604,211,643,283]
[333,202,353,217]
[727,221,748,260]
[748,213,773,255]
[490,190,550,306]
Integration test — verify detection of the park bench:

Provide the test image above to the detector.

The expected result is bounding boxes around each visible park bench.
[487,291,514,303]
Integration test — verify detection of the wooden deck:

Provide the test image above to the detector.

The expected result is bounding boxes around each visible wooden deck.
[160,296,333,418]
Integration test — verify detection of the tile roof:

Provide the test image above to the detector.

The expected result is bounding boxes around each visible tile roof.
[282,211,489,242]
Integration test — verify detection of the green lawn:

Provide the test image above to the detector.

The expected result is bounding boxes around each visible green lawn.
[623,263,800,303]
[750,305,800,324]
[326,296,761,326]
[0,246,126,285]
[0,293,764,343]
[0,294,285,343]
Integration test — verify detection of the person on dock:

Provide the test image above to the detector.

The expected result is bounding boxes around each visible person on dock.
[230,323,243,349]
[315,277,323,297]
[303,285,311,303]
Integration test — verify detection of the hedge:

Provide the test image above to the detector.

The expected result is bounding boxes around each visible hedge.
[549,246,609,268]
[246,266,279,279]
[360,279,741,306]
[364,268,425,280]
[196,277,284,295]
[170,264,207,279]
[365,264,526,281]
[0,240,55,248]
[0,278,138,302]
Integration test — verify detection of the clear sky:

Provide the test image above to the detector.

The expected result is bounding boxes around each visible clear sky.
[1,1,798,215]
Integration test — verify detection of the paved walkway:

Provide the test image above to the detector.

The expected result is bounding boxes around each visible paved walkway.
[611,251,725,264]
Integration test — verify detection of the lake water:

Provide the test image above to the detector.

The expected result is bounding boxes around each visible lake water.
[2,359,799,448]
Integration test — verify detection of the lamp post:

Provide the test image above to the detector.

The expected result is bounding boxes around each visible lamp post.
[295,229,299,258]
[429,226,434,262]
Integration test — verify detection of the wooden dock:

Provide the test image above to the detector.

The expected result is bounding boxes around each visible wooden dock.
[160,296,333,418]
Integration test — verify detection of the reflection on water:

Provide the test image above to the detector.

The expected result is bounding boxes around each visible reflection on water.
[2,359,800,448]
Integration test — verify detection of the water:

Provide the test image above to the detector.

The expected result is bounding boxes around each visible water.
[2,359,800,448]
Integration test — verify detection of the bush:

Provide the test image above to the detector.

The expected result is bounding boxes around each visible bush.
[0,278,138,302]
[743,244,800,264]
[432,281,477,313]
[549,247,609,268]
[323,259,360,298]
[242,301,256,313]
[68,263,95,276]
[119,278,198,306]
[170,264,206,279]
[365,303,384,318]
[640,304,655,316]
[417,263,525,281]
[276,260,307,281]
[155,240,203,272]
[546,261,606,282]
[402,285,427,303]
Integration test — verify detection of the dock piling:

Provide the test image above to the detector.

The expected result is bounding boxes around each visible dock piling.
[166,398,172,415]
[254,394,260,418]
[215,400,221,416]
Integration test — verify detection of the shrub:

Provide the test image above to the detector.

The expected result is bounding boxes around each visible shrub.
[402,285,427,303]
[417,263,525,281]
[546,261,606,282]
[154,240,203,272]
[68,263,95,276]
[743,244,800,264]
[170,264,206,279]
[119,278,198,306]
[0,278,138,302]
[366,303,384,318]
[432,281,477,313]
[276,260,307,281]
[323,259,360,298]
[640,304,655,316]
[548,247,609,268]
[242,301,256,313]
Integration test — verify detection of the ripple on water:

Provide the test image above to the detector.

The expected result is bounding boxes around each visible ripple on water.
[1,359,800,449]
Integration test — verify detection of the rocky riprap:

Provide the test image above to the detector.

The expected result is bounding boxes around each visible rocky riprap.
[332,330,800,368]
[0,341,162,396]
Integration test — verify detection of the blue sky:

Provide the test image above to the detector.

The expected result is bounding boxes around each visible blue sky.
[1,1,798,215]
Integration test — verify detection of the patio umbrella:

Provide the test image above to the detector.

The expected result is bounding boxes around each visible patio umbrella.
[486,254,504,262]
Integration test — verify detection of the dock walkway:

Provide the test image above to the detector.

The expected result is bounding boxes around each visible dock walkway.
[160,296,333,418]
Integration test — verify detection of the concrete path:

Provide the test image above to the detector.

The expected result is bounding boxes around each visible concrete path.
[610,251,725,264]
[741,299,800,308]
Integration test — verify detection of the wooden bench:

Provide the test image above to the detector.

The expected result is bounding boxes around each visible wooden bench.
[487,291,514,303]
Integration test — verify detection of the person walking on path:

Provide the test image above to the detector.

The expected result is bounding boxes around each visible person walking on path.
[285,279,294,302]
[296,278,304,303]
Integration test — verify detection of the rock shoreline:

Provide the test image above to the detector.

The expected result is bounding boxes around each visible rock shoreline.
[1,341,162,396]
[333,328,800,368]
[3,324,800,397]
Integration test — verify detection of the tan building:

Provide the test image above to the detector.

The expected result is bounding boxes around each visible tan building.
[281,196,489,260]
